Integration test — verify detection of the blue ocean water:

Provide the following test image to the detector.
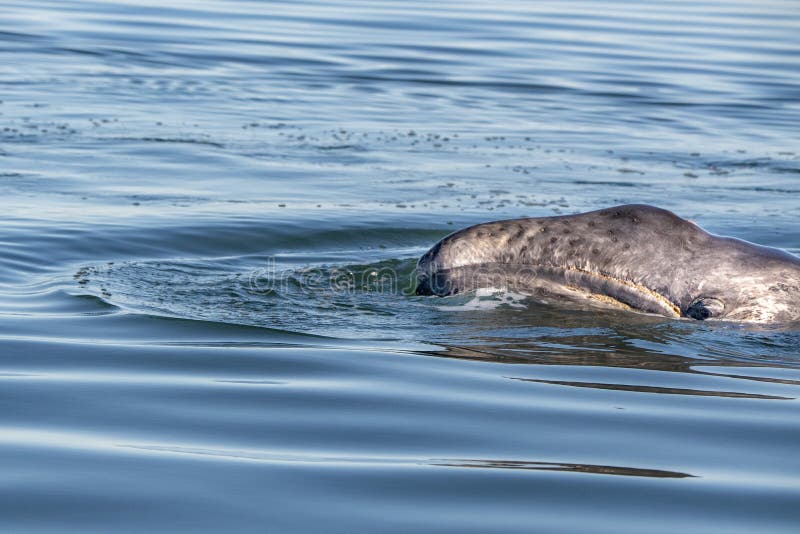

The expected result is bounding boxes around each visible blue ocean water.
[1,0,799,531]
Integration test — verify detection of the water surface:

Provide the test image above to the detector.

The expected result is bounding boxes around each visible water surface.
[1,0,800,532]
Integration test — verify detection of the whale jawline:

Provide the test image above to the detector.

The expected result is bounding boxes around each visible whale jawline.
[416,262,682,318]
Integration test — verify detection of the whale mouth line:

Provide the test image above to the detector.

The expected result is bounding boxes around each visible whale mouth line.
[575,290,636,312]
[563,265,682,318]
[419,262,682,318]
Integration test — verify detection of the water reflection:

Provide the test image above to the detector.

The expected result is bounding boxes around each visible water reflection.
[423,301,800,401]
[508,377,792,400]
[431,459,695,479]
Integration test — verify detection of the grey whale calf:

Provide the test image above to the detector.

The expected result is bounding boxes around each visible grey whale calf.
[416,204,800,323]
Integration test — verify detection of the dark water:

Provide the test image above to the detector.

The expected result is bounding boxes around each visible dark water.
[2,0,800,531]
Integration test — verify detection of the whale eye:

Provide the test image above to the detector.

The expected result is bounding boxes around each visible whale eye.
[686,297,725,320]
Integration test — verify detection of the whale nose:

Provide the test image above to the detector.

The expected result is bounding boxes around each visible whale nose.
[415,275,433,296]
[415,270,457,296]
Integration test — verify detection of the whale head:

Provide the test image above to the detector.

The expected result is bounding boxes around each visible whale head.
[416,205,800,324]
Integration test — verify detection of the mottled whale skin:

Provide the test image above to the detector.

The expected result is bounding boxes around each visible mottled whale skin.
[416,205,800,323]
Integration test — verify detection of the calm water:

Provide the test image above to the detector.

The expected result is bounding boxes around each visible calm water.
[2,0,800,531]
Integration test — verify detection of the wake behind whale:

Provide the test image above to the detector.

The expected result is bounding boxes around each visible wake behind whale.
[416,205,800,324]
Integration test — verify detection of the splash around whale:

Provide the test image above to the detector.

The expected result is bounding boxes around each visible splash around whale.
[416,205,800,324]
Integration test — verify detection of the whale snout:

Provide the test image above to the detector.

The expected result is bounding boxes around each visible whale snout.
[415,271,450,296]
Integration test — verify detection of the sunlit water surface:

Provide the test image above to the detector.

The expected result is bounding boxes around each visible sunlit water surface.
[1,0,800,532]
